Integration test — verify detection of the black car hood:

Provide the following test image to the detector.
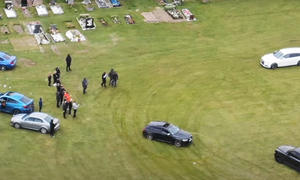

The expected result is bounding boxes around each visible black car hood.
[173,130,191,140]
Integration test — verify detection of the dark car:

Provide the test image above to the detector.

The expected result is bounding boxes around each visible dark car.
[275,145,300,172]
[142,121,192,147]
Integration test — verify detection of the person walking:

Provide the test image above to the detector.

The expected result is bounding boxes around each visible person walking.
[112,71,118,87]
[66,54,72,72]
[63,100,68,119]
[101,72,107,88]
[48,74,52,87]
[82,78,88,94]
[72,101,79,118]
[49,119,55,137]
[39,97,43,112]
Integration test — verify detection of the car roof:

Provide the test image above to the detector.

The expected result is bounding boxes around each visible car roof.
[4,91,24,100]
[279,47,300,54]
[29,112,49,119]
[148,121,170,127]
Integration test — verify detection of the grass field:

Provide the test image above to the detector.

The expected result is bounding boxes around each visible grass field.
[1,0,300,179]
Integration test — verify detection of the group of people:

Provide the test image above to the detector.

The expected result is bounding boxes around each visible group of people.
[101,68,119,88]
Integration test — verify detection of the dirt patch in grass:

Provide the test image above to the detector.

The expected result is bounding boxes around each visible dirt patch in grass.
[142,7,185,23]
[9,36,39,51]
[19,58,36,67]
[12,24,24,34]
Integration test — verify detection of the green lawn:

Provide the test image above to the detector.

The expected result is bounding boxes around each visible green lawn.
[1,0,300,179]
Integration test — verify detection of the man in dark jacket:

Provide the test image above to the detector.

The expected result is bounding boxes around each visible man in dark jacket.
[63,100,68,118]
[48,74,52,87]
[82,78,88,94]
[55,67,61,79]
[39,97,43,112]
[101,72,107,88]
[66,54,72,72]
[108,68,114,86]
[56,91,60,108]
[112,71,118,87]
[53,72,57,84]
[49,119,55,137]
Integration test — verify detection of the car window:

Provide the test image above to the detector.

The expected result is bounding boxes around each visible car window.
[7,98,17,103]
[34,118,43,123]
[0,58,4,61]
[25,117,35,122]
[289,151,300,160]
[162,129,169,133]
[20,96,31,104]
[283,54,291,58]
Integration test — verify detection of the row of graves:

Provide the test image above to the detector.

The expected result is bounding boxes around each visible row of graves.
[161,0,196,21]
[1,13,135,45]
[1,0,121,19]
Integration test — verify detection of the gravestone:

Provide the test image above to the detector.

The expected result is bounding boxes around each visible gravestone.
[85,18,94,28]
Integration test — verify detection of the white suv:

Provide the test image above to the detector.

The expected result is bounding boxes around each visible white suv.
[260,48,300,69]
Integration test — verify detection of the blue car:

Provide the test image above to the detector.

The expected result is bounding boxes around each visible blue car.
[0,91,34,115]
[0,51,17,71]
[110,0,120,7]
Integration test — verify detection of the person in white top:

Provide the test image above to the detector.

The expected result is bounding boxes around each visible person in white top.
[72,101,80,118]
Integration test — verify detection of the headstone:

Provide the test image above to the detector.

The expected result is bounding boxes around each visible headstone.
[21,0,27,7]
[85,18,94,28]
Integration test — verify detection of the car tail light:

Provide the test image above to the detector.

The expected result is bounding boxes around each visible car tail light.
[23,105,29,108]
[10,60,15,65]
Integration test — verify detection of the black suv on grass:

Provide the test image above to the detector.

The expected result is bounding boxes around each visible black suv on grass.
[275,145,300,172]
[143,121,192,147]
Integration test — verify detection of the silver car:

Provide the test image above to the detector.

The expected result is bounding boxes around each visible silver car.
[10,112,60,134]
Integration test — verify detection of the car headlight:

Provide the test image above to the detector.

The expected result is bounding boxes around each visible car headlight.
[182,139,188,142]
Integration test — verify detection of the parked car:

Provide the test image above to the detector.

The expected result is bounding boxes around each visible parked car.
[0,51,17,71]
[0,91,34,114]
[260,47,300,69]
[142,121,192,147]
[110,0,120,7]
[11,112,60,134]
[274,145,300,172]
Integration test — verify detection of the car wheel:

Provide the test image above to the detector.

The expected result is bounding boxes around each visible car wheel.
[14,123,21,129]
[270,63,278,69]
[12,109,20,115]
[146,133,153,140]
[174,140,182,147]
[297,61,300,66]
[40,128,48,134]
[0,66,6,71]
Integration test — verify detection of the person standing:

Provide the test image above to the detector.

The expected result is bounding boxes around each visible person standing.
[101,72,107,88]
[63,100,68,119]
[108,68,114,86]
[55,67,61,79]
[39,97,43,112]
[66,54,72,72]
[56,91,60,108]
[112,71,118,87]
[72,101,79,118]
[49,119,55,137]
[82,78,88,94]
[53,72,57,84]
[48,74,52,87]
[68,99,73,115]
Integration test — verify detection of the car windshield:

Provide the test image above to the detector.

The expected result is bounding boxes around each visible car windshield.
[22,114,28,119]
[20,96,31,104]
[44,115,54,123]
[167,125,180,134]
[273,50,284,59]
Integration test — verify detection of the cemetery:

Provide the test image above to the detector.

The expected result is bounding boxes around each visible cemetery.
[1,0,300,180]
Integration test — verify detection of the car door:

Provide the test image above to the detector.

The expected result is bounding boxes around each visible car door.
[280,54,298,67]
[6,98,19,113]
[21,117,36,129]
[33,118,44,131]
[161,129,174,143]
